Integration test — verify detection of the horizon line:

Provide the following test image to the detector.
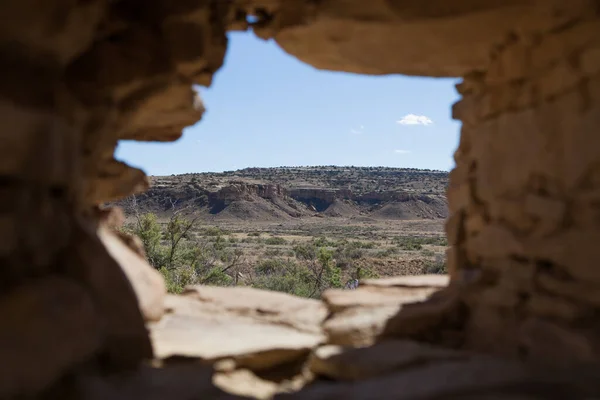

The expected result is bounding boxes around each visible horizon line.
[147,165,451,177]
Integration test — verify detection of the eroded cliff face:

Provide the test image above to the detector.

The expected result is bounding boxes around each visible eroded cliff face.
[2,0,600,398]
[125,177,447,220]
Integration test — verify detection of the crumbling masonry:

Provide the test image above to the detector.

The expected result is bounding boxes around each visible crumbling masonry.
[1,0,600,399]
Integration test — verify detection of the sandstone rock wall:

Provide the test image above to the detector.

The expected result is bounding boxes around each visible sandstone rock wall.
[447,9,600,362]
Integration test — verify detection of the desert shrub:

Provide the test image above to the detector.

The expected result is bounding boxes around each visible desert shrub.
[264,237,287,245]
[374,247,398,258]
[293,243,318,261]
[354,241,377,249]
[264,248,283,257]
[204,226,228,236]
[123,212,165,267]
[356,266,379,280]
[393,236,448,251]
[394,236,424,251]
[158,265,196,294]
[255,259,285,275]
[252,259,314,298]
[211,235,227,251]
[423,254,447,274]
[125,212,243,293]
[317,247,342,290]
[259,244,343,296]
[312,236,336,248]
[202,267,234,286]
[334,241,366,269]
[248,232,261,237]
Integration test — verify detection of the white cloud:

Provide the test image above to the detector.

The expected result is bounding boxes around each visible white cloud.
[397,114,433,126]
[350,125,365,135]
[394,149,411,154]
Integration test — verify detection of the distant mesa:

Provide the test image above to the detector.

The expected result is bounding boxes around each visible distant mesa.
[114,166,448,222]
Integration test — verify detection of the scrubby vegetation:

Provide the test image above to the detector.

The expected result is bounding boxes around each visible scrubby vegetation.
[122,210,448,296]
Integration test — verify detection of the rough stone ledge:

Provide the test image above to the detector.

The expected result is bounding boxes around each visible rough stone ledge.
[63,274,600,399]
[139,275,470,398]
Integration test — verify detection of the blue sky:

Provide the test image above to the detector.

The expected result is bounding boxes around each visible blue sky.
[115,32,462,176]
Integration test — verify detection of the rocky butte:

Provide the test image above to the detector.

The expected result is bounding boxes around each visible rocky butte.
[1,0,600,399]
[117,167,448,221]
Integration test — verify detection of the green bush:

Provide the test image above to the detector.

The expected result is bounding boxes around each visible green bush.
[124,212,243,293]
[374,247,398,258]
[312,236,337,248]
[421,249,435,257]
[424,260,447,274]
[255,245,342,297]
[264,248,283,257]
[393,236,448,251]
[123,212,165,267]
[334,241,366,269]
[423,254,447,274]
[253,261,314,298]
[255,259,284,275]
[204,227,228,236]
[356,266,379,280]
[158,265,195,294]
[264,237,287,245]
[202,267,234,286]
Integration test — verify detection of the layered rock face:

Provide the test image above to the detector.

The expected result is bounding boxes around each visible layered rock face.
[127,178,447,219]
[1,0,600,398]
[447,10,600,362]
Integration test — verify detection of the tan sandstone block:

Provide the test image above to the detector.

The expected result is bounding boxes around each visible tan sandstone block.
[451,95,479,127]
[309,341,463,381]
[526,294,585,321]
[523,193,566,236]
[0,0,105,65]
[531,19,600,70]
[536,273,600,307]
[486,41,531,85]
[67,220,153,368]
[213,369,279,400]
[150,294,325,371]
[182,285,327,335]
[98,226,167,322]
[465,224,524,260]
[580,46,600,77]
[323,305,401,347]
[360,274,449,289]
[528,228,600,283]
[379,288,461,340]
[322,286,440,314]
[535,60,581,100]
[519,318,597,363]
[0,277,102,398]
[278,356,532,400]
